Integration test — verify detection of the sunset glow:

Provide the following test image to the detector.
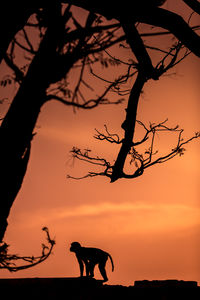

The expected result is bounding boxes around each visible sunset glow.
[0,1,199,286]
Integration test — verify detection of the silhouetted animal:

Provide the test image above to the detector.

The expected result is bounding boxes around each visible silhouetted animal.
[70,242,114,282]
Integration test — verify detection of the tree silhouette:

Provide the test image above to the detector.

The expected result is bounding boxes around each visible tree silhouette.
[0,2,199,266]
[0,4,123,243]
[66,1,200,181]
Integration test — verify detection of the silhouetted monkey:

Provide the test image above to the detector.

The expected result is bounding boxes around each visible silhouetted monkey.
[70,242,114,282]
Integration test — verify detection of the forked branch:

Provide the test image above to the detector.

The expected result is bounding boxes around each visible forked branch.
[67,120,200,181]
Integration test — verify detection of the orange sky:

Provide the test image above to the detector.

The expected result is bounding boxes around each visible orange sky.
[0,1,200,286]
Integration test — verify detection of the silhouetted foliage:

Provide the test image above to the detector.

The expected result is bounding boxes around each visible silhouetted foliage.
[0,4,125,243]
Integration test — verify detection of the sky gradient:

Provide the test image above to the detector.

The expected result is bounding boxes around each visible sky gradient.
[0,1,200,286]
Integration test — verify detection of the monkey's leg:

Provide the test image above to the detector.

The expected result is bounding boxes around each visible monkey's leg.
[98,261,108,282]
[85,261,90,277]
[88,262,95,277]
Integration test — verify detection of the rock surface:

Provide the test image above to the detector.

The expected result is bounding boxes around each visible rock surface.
[0,277,199,299]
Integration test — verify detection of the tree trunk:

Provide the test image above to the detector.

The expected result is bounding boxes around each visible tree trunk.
[111,72,146,182]
[0,4,74,242]
[0,54,50,242]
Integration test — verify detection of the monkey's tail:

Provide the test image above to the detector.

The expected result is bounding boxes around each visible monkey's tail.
[108,254,114,272]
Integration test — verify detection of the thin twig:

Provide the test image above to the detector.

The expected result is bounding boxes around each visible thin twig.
[0,227,55,272]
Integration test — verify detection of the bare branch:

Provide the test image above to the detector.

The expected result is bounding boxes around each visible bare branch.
[71,57,87,104]
[13,37,37,55]
[68,120,200,181]
[67,147,112,179]
[94,125,122,144]
[183,0,200,15]
[0,227,55,272]
[121,22,155,80]
[155,42,189,76]
[22,28,36,53]
[3,54,24,83]
[46,83,124,109]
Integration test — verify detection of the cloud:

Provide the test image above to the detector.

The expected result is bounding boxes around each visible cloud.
[38,124,94,146]
[18,201,200,234]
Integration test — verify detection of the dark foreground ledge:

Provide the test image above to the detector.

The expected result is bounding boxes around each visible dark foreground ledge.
[0,277,199,300]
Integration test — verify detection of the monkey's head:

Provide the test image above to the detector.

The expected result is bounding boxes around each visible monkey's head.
[70,242,81,253]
